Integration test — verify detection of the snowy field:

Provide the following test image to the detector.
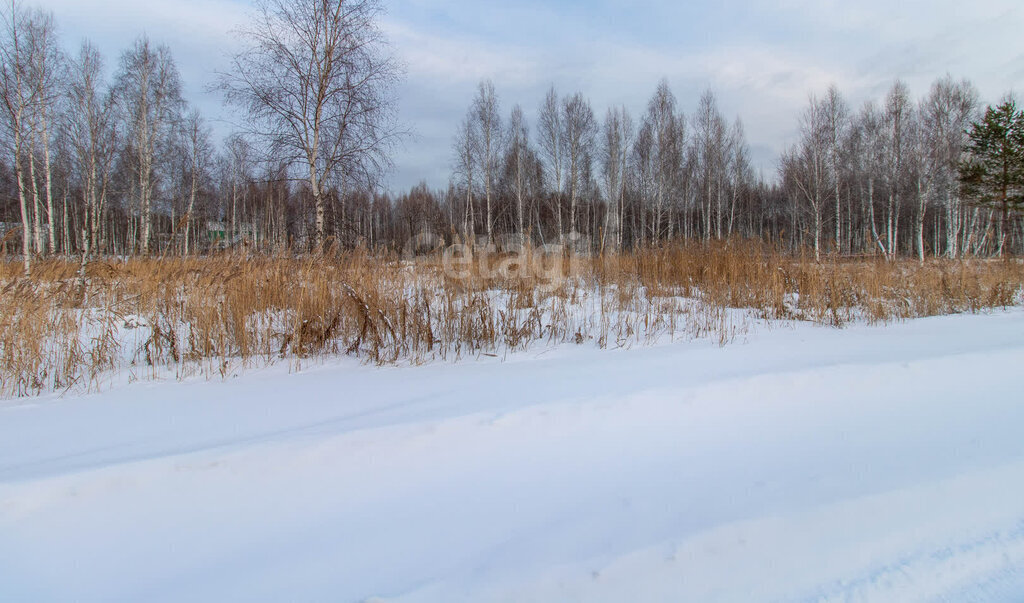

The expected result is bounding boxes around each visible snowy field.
[2,310,1024,602]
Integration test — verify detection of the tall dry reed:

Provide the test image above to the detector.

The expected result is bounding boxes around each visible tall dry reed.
[1,241,1021,398]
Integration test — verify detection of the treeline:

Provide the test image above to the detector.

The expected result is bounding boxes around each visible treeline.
[782,80,1022,260]
[0,0,402,264]
[440,80,774,253]
[1,0,1021,265]
[437,77,1023,259]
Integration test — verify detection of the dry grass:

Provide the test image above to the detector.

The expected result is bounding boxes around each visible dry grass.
[1,240,1021,398]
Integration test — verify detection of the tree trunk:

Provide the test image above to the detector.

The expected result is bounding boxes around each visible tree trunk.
[41,104,56,254]
[916,177,926,263]
[14,127,31,275]
[28,139,44,255]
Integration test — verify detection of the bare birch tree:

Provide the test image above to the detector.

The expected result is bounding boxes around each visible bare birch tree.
[562,92,596,234]
[727,118,752,238]
[19,8,59,255]
[65,40,117,256]
[631,118,654,247]
[472,79,501,243]
[115,37,183,255]
[821,85,849,253]
[600,105,632,252]
[883,81,912,258]
[507,103,529,247]
[644,80,684,241]
[784,95,830,260]
[0,0,40,272]
[537,86,564,236]
[920,76,977,258]
[219,0,401,249]
[693,90,728,241]
[180,109,212,254]
[451,113,477,241]
[859,101,891,256]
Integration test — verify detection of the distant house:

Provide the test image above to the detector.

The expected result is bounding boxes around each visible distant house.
[206,221,259,248]
[207,221,227,243]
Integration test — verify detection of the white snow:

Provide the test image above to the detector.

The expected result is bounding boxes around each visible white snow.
[2,310,1024,602]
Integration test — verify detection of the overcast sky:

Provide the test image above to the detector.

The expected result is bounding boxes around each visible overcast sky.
[32,0,1024,191]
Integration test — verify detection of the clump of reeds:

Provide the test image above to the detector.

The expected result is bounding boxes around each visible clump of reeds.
[1,241,1021,398]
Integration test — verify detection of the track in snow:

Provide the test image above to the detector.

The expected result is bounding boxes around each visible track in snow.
[2,310,1024,602]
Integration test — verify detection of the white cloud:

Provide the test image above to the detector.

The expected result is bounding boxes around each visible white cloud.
[40,0,248,40]
[382,20,543,88]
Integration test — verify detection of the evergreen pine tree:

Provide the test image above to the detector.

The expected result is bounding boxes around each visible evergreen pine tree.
[960,98,1024,252]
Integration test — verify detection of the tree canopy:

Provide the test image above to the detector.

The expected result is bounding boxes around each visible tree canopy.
[960,98,1024,218]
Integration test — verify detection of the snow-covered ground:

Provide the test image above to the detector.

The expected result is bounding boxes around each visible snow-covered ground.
[2,310,1024,602]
